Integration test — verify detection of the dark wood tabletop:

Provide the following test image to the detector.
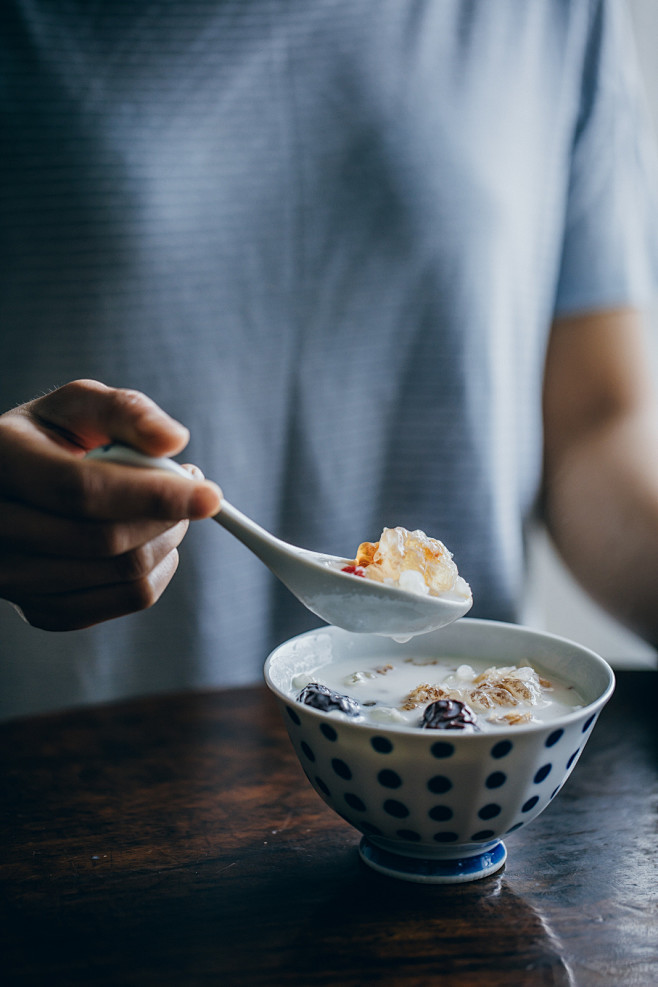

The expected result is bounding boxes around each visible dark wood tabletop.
[1,668,656,987]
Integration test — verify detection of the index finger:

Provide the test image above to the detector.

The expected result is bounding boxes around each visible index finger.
[2,421,222,521]
[30,379,192,457]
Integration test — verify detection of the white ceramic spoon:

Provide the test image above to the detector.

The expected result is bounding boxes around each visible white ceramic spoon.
[86,443,473,638]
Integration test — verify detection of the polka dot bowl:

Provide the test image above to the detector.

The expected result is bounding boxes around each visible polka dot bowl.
[264,618,615,883]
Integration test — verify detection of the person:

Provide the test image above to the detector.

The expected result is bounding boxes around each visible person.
[1,0,657,719]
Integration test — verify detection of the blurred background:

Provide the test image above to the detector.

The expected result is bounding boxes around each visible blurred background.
[526,0,658,669]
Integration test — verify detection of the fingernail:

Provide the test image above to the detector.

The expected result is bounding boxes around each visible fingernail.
[189,481,223,519]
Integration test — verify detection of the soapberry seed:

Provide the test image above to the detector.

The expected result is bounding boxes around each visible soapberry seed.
[297,683,361,716]
[421,698,479,731]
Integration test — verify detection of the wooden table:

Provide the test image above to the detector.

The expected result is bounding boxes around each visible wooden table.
[1,669,656,986]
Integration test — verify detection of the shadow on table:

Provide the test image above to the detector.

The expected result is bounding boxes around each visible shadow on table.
[263,857,575,987]
[2,846,575,987]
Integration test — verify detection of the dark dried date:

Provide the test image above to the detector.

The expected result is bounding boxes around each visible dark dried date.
[420,698,479,731]
[296,682,361,716]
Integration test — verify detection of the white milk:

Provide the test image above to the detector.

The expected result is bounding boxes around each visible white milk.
[292,654,584,732]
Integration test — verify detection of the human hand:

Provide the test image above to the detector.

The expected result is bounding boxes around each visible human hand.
[0,379,222,630]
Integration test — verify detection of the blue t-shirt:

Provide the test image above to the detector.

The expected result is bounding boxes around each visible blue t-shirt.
[0,0,656,717]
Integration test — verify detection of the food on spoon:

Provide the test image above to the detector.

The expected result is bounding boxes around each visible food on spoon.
[341,527,471,600]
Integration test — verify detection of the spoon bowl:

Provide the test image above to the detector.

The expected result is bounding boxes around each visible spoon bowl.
[86,444,473,637]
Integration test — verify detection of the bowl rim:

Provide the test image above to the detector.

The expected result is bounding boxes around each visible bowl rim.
[263,618,616,739]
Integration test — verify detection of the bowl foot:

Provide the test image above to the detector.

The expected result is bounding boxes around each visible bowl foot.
[358,837,507,884]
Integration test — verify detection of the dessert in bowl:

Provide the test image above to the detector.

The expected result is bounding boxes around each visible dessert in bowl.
[264,618,615,883]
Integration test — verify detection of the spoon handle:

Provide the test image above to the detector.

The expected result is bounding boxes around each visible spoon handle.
[210,501,295,562]
[85,443,295,563]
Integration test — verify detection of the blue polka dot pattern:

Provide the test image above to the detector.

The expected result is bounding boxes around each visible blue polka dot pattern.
[371,736,394,754]
[534,764,552,784]
[428,775,452,794]
[430,741,454,759]
[396,829,421,841]
[383,799,409,818]
[331,758,352,780]
[491,740,512,759]
[429,805,453,822]
[274,660,608,859]
[377,769,402,789]
[315,776,330,797]
[300,741,315,762]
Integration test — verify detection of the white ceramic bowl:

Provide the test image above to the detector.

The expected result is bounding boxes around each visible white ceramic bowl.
[264,619,615,883]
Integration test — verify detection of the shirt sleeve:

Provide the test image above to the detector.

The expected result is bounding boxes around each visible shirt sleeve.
[554,0,658,315]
